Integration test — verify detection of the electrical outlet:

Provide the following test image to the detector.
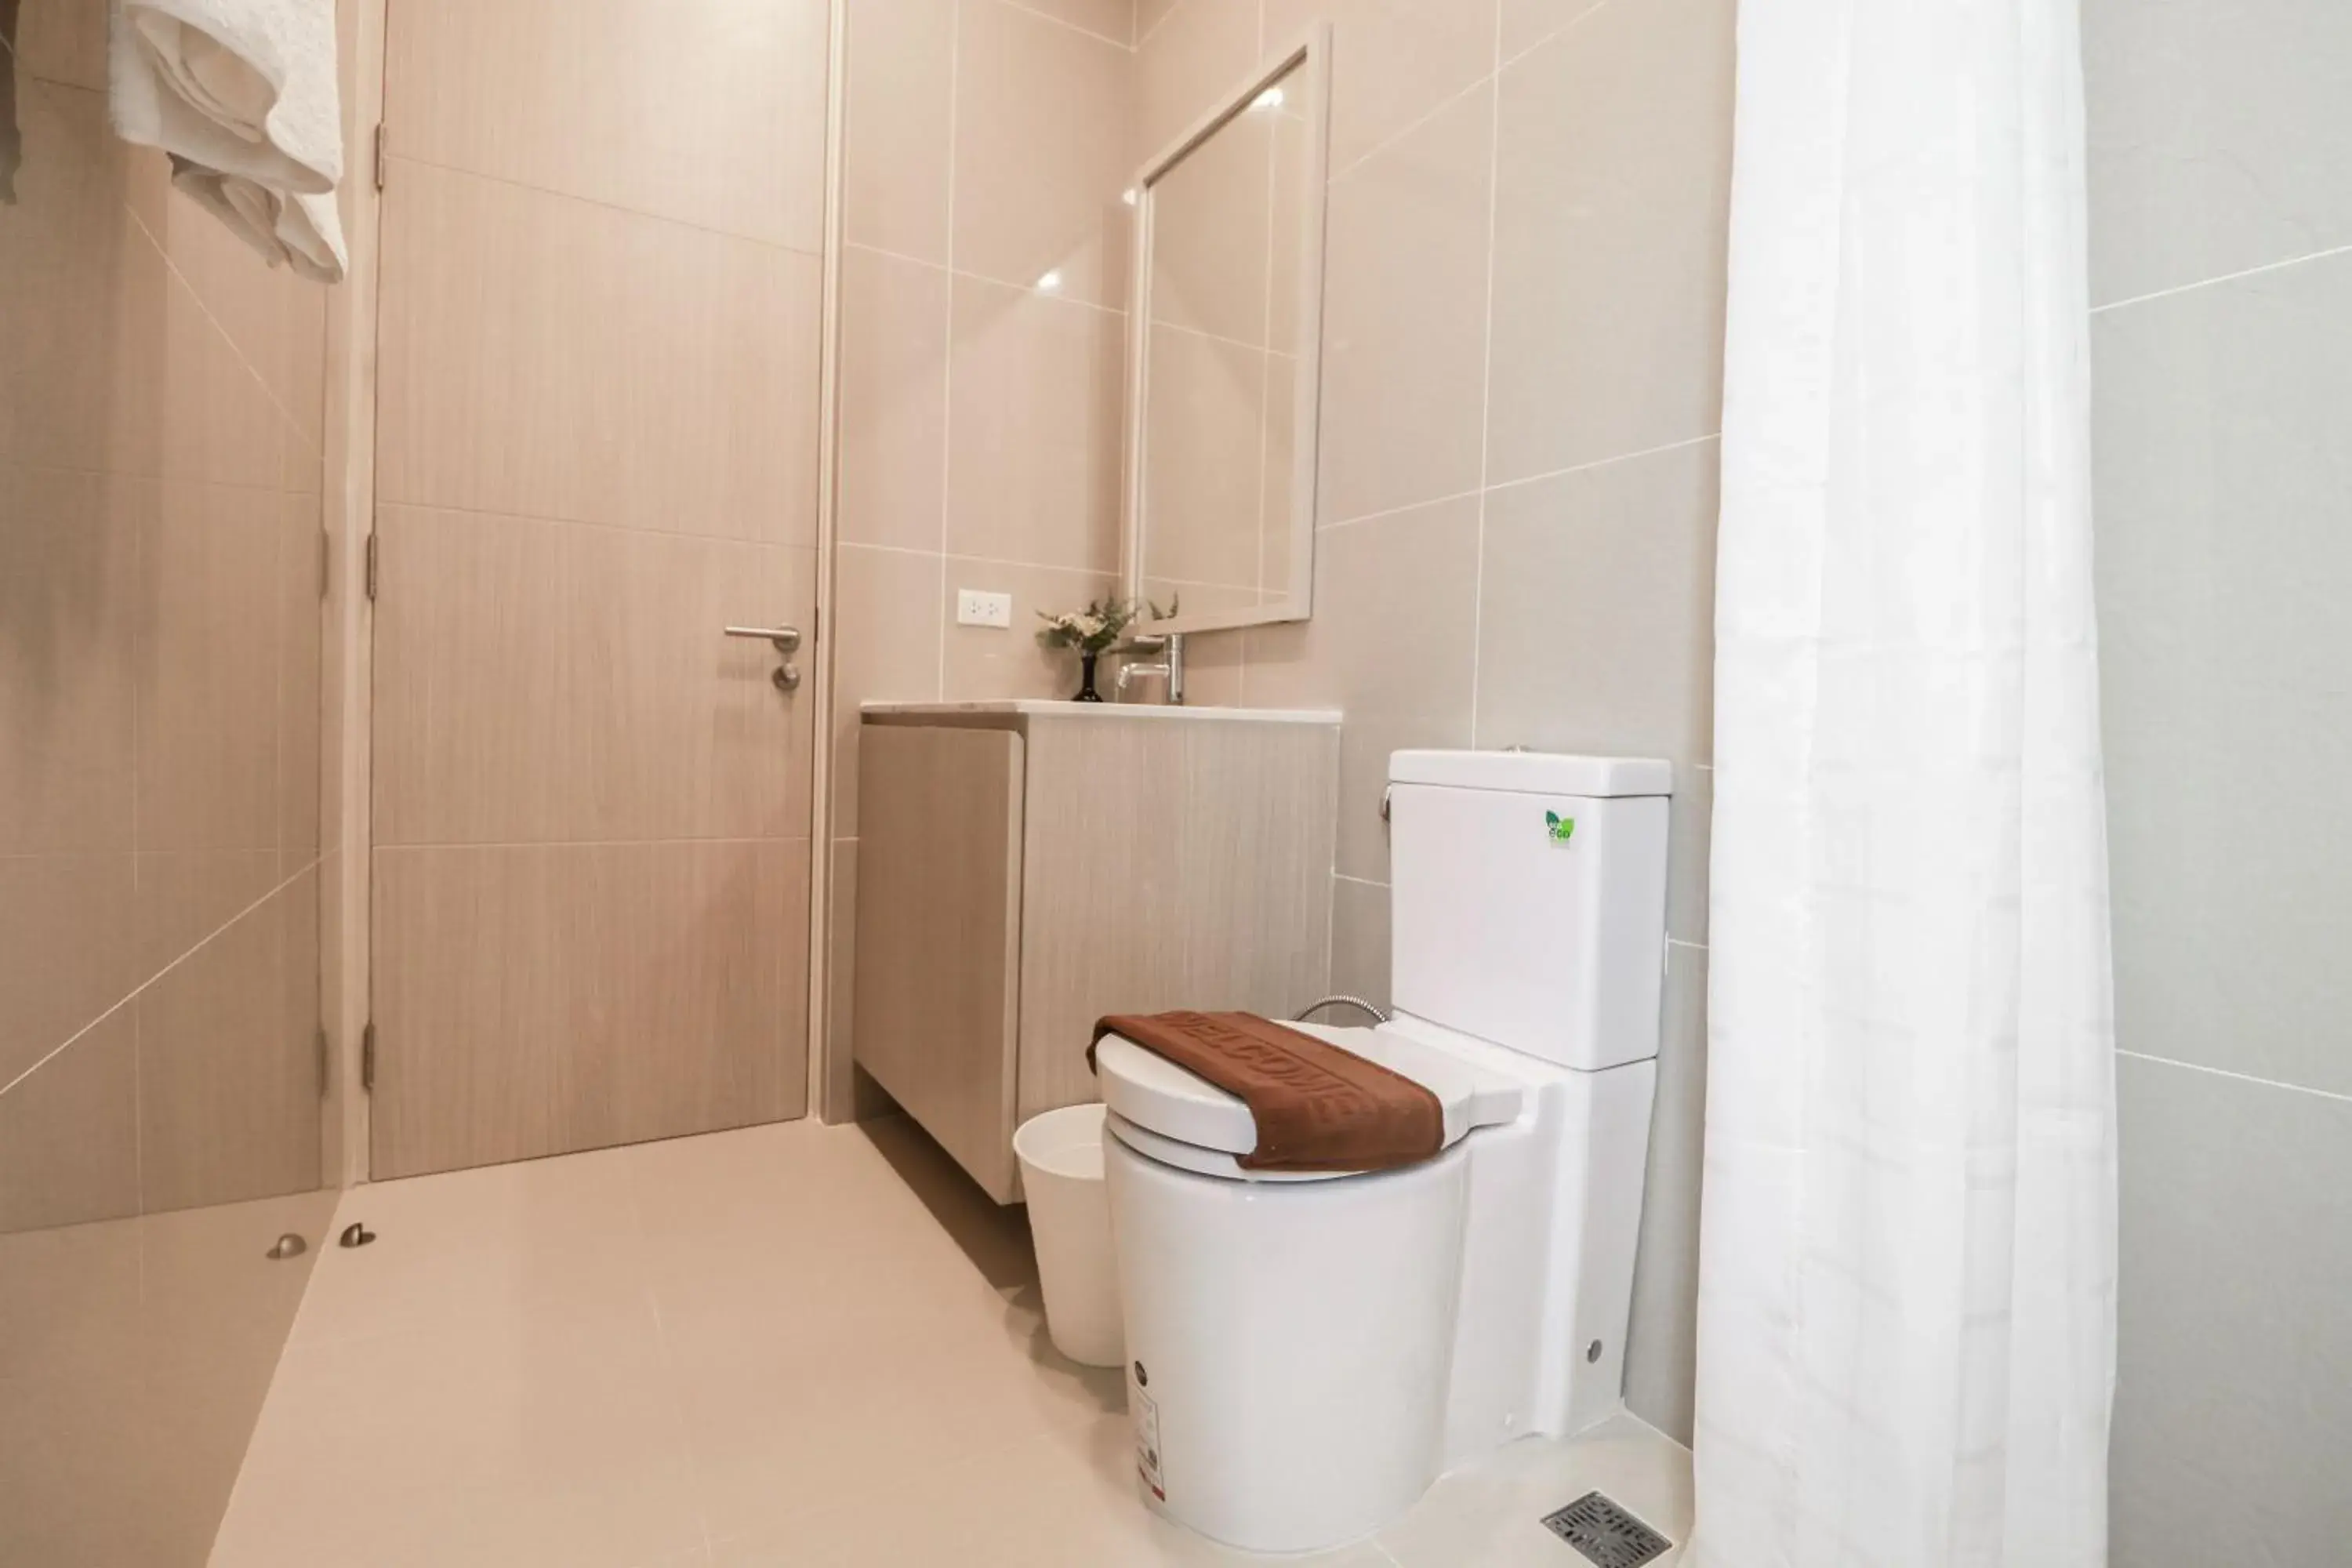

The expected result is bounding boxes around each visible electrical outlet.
[956,589,1013,629]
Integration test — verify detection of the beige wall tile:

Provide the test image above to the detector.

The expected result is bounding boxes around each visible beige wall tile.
[1472,441,1720,765]
[1021,0,1134,45]
[1142,325,1268,590]
[2093,256,2352,1099]
[279,492,325,866]
[135,481,282,858]
[951,0,1134,307]
[136,873,321,1214]
[387,0,829,250]
[1330,872,1393,1008]
[154,248,289,492]
[839,246,951,552]
[2085,0,2352,306]
[0,466,139,856]
[1181,628,1248,706]
[844,0,957,263]
[12,0,108,89]
[124,166,329,450]
[1265,0,1498,174]
[1149,101,1275,347]
[1485,0,1734,483]
[0,1011,140,1234]
[2111,1056,2352,1566]
[0,1370,151,1563]
[1137,0,1259,161]
[0,1212,141,1385]
[1625,941,1706,1443]
[1137,0,1189,45]
[1259,347,1301,596]
[1247,495,1483,880]
[0,82,165,478]
[125,176,290,414]
[1668,764,1711,947]
[377,160,822,543]
[829,545,944,840]
[1500,0,1606,60]
[373,508,816,847]
[945,274,1127,572]
[1316,82,1494,527]
[0,853,136,1091]
[941,557,1117,702]
[1142,575,1260,622]
[282,263,329,456]
[134,849,278,980]
[1265,106,1309,354]
[371,840,805,1178]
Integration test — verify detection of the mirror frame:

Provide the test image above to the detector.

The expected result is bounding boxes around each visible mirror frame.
[1120,26,1334,637]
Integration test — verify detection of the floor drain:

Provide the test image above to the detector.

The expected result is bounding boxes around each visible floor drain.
[1541,1490,1673,1567]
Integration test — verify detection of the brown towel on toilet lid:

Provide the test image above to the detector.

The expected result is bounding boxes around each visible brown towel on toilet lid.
[1090,1011,1444,1174]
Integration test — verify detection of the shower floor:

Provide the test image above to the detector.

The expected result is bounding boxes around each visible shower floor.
[209,1116,1691,1566]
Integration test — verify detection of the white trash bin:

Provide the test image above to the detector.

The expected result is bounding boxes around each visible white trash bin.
[1014,1102,1123,1367]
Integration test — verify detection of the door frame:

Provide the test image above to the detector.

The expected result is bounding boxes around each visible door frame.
[321,0,854,1185]
[319,0,387,1189]
[804,0,852,1125]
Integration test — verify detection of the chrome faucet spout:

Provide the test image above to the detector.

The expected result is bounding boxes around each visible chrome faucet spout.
[1113,632,1186,705]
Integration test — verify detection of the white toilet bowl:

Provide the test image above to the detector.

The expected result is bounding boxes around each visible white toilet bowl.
[1105,1125,1470,1552]
[1095,750,1674,1554]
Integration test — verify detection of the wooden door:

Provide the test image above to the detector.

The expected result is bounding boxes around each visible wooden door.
[366,0,829,1178]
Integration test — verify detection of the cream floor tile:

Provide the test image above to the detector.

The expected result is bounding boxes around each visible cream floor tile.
[211,1471,709,1568]
[1376,1412,1691,1567]
[710,1425,1398,1567]
[217,1118,1690,1567]
[217,1299,702,1568]
[288,1144,650,1345]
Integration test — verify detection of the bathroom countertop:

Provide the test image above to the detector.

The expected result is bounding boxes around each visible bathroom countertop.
[861,699,1342,724]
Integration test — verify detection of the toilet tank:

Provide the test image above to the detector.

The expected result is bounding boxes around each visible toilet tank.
[1388,751,1671,1072]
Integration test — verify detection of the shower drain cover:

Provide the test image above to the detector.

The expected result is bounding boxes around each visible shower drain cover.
[1540,1490,1674,1568]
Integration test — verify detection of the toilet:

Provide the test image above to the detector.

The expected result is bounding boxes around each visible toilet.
[1096,750,1671,1554]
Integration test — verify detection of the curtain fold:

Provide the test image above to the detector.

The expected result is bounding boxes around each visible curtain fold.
[1691,3,2117,1564]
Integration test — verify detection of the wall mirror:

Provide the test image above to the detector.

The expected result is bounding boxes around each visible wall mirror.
[1122,29,1331,635]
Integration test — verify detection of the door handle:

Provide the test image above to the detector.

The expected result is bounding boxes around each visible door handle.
[724,625,802,691]
[724,625,801,654]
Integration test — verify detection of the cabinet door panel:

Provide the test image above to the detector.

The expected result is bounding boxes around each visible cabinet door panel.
[851,725,1025,1199]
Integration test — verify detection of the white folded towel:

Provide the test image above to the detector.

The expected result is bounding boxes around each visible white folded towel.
[169,156,347,283]
[109,0,340,193]
[109,0,346,281]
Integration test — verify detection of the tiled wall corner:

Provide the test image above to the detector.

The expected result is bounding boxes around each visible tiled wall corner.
[2085,1,2352,1558]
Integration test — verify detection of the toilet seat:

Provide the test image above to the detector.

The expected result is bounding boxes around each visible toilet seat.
[1095,1015,1525,1182]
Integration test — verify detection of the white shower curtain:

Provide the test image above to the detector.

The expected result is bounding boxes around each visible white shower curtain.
[1691,4,2117,1566]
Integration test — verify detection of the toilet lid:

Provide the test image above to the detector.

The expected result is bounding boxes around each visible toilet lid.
[1094,1017,1523,1170]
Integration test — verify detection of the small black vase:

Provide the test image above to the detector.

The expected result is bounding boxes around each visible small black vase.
[1073,652,1105,702]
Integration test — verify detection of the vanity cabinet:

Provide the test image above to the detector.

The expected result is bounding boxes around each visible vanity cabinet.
[852,702,1341,1201]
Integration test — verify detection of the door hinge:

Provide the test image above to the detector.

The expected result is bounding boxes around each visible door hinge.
[365,530,379,602]
[361,1022,377,1092]
[319,528,332,600]
[811,605,821,644]
[374,123,388,191]
[315,1025,330,1096]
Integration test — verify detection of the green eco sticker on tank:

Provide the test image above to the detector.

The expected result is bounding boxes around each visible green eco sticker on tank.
[1546,811,1575,844]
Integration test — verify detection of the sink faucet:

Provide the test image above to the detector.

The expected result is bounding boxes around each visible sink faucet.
[1115,632,1185,706]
